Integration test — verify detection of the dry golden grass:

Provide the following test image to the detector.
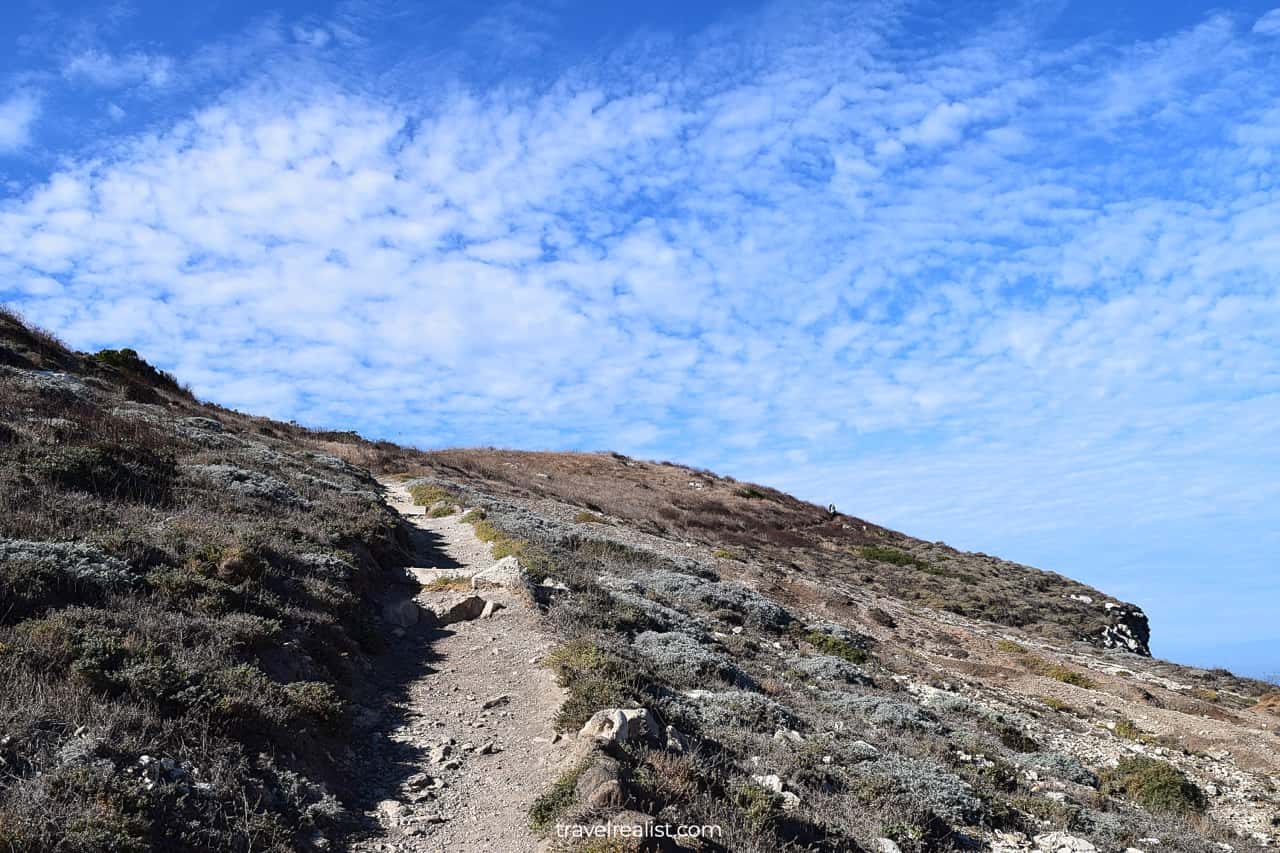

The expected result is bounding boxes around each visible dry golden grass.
[422,575,472,592]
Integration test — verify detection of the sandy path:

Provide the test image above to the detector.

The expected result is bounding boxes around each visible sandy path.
[350,480,568,853]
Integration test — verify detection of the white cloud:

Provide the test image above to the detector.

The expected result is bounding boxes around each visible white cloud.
[64,49,174,88]
[0,91,40,152]
[292,25,332,48]
[906,101,974,146]
[1253,8,1280,36]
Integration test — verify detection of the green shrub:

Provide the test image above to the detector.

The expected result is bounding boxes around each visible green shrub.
[573,510,607,524]
[571,538,637,561]
[543,640,637,731]
[469,520,553,579]
[44,764,152,852]
[555,676,637,732]
[460,508,486,523]
[407,483,452,505]
[1101,757,1207,815]
[1023,656,1096,689]
[997,639,1025,654]
[544,638,614,679]
[203,665,342,729]
[92,347,183,391]
[917,563,978,583]
[36,444,175,503]
[528,761,587,831]
[147,567,241,614]
[427,504,457,518]
[209,544,267,584]
[995,722,1040,753]
[802,630,868,664]
[1041,696,1077,714]
[734,486,768,500]
[861,545,928,568]
[284,681,344,725]
[734,783,783,833]
[1114,719,1144,741]
[207,664,291,725]
[471,520,502,543]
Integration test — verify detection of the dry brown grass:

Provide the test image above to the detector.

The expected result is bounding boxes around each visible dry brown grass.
[1258,692,1280,715]
[422,575,472,592]
[638,749,702,806]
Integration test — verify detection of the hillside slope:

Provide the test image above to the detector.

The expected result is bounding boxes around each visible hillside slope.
[2,310,1277,853]
[409,449,1154,656]
[371,453,1280,852]
[0,310,411,851]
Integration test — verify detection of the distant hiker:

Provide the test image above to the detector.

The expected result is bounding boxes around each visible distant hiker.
[827,503,837,518]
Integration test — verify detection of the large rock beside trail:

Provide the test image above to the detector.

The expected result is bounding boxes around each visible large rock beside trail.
[419,593,498,626]
[470,555,527,591]
[578,708,656,745]
[576,753,626,809]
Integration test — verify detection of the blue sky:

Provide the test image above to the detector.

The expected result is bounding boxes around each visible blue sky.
[1,1,1278,677]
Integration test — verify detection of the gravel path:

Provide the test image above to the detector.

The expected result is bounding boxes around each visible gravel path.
[350,480,569,853]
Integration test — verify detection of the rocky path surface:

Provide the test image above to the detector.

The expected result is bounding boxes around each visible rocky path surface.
[350,480,568,853]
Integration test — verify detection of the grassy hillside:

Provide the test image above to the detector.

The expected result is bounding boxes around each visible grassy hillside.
[402,448,1152,656]
[378,465,1279,852]
[0,309,407,851]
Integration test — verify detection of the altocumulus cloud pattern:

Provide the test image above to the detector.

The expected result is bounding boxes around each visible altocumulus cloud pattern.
[0,0,1278,672]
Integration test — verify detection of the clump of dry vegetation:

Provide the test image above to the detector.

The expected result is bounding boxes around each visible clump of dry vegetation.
[996,640,1097,689]
[421,574,472,592]
[1022,656,1097,689]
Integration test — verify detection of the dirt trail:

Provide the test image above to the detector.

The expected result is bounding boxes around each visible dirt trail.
[351,480,568,853]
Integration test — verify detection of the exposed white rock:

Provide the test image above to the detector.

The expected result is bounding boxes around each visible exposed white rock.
[471,556,526,591]
[419,593,492,626]
[751,773,783,792]
[578,708,655,745]
[1034,832,1097,853]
